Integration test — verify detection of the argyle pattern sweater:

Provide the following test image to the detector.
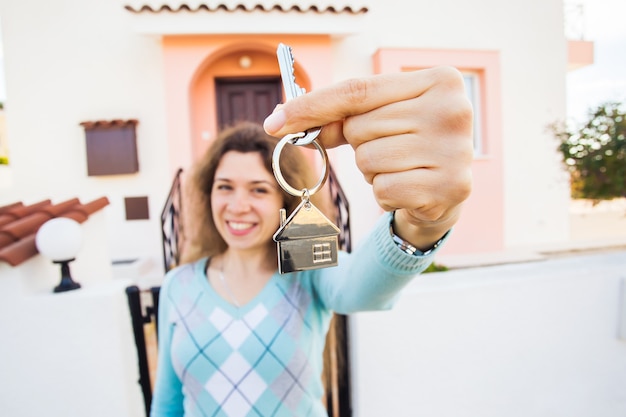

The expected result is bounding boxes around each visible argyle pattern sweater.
[150,212,444,417]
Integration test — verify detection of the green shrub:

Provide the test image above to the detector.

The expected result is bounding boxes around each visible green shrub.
[423,262,449,273]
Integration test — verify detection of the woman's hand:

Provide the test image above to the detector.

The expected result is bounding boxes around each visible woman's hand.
[264,66,474,251]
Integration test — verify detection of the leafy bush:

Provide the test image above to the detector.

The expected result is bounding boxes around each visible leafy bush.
[552,102,626,200]
[423,262,449,273]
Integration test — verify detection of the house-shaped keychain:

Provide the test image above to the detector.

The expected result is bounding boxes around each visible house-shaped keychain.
[273,199,341,274]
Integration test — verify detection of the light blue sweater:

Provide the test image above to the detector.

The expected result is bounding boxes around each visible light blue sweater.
[150,212,444,417]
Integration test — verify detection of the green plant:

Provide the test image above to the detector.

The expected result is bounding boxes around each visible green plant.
[552,101,626,200]
[423,261,449,273]
[0,156,8,165]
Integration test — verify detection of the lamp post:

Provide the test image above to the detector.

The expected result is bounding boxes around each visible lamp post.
[35,217,83,293]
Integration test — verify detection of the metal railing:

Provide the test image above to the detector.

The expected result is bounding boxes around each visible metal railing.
[160,168,184,273]
[328,164,351,253]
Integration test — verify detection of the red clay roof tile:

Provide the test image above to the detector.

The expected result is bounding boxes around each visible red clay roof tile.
[0,200,52,228]
[0,197,110,267]
[124,2,368,14]
[1,212,53,241]
[0,234,38,267]
[79,119,139,130]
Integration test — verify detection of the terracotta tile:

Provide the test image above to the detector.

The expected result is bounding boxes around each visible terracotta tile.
[124,2,368,14]
[0,202,24,215]
[1,212,52,240]
[0,234,37,267]
[79,119,138,129]
[0,197,110,267]
[0,233,16,249]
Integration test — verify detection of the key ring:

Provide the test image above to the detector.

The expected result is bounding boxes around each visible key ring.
[272,133,329,197]
[291,127,321,147]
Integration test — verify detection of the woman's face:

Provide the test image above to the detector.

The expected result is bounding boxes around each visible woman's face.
[211,151,284,254]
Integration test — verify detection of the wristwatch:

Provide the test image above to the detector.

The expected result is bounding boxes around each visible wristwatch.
[389,214,447,256]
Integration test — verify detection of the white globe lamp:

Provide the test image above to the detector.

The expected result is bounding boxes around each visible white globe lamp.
[36,217,83,293]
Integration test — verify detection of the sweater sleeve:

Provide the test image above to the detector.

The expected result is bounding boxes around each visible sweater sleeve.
[150,273,184,417]
[313,211,448,314]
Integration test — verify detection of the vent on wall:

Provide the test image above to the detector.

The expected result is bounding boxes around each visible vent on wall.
[80,119,139,176]
[125,196,150,221]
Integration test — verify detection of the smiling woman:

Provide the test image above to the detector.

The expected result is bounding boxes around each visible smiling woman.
[148,58,474,416]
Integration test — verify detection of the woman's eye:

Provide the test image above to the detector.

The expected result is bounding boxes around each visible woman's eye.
[253,187,268,194]
[215,183,232,191]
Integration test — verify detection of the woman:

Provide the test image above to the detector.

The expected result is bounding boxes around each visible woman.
[151,67,473,416]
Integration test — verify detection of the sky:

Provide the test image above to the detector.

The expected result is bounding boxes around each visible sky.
[566,0,626,123]
[0,1,624,123]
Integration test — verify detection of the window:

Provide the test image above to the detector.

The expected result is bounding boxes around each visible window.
[312,242,332,264]
[373,47,500,160]
[463,72,484,156]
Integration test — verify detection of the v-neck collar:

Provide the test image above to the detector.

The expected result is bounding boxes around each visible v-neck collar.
[197,257,281,317]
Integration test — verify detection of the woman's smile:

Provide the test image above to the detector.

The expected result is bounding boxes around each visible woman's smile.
[211,151,283,253]
[226,220,257,234]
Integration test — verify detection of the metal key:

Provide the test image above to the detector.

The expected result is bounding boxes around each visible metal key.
[276,43,321,146]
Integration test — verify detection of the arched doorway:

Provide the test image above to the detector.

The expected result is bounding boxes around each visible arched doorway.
[190,46,283,160]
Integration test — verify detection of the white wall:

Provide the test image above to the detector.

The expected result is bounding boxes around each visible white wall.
[351,251,626,417]
[0,274,145,417]
[0,211,145,417]
[0,0,170,268]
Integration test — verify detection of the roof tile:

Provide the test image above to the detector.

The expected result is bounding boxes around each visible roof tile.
[79,119,139,130]
[124,1,369,14]
[0,197,110,267]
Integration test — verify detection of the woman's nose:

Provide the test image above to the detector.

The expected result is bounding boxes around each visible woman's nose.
[227,191,251,212]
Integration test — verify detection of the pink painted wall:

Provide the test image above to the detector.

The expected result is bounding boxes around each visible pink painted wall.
[373,48,505,254]
[567,40,594,70]
[162,35,333,173]
[162,39,503,255]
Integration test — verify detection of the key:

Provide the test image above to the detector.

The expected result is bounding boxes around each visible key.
[277,43,306,101]
[272,43,338,274]
[276,43,321,146]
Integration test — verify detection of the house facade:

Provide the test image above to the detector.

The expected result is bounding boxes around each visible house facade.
[0,1,601,416]
[0,0,590,273]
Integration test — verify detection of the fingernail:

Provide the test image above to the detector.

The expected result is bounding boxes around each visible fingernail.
[263,109,286,134]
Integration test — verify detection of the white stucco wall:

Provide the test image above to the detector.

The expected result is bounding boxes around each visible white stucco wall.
[351,251,626,417]
[0,0,170,269]
[0,208,144,417]
[0,270,145,417]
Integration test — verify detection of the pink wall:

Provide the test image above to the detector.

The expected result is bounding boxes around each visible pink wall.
[373,48,505,254]
[567,40,594,70]
[162,39,504,255]
[162,35,333,172]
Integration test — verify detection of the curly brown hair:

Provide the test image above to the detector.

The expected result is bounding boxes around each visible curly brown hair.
[181,122,329,264]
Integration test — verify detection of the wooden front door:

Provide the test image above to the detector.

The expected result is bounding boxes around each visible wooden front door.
[216,77,282,129]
